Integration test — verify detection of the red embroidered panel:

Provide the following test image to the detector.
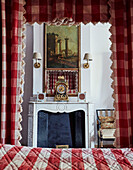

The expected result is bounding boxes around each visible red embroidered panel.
[46,70,78,95]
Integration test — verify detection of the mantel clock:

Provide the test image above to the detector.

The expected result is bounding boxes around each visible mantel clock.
[54,76,69,101]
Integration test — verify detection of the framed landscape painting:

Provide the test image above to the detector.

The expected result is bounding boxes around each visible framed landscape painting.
[45,25,80,68]
[43,24,81,96]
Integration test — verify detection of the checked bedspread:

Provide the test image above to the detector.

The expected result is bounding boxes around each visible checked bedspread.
[0,144,133,169]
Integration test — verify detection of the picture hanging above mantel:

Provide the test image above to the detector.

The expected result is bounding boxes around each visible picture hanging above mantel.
[43,24,81,96]
[46,25,79,68]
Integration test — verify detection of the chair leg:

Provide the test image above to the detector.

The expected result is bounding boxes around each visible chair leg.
[100,130,103,148]
[98,135,99,148]
[100,139,103,148]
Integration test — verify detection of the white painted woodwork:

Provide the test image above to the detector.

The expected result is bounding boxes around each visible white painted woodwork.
[28,101,95,148]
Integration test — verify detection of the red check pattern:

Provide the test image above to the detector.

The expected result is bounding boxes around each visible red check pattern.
[0,0,24,145]
[0,144,133,169]
[109,0,133,147]
[24,0,109,25]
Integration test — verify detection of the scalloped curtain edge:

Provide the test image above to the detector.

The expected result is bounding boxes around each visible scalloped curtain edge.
[108,0,118,148]
[18,0,26,145]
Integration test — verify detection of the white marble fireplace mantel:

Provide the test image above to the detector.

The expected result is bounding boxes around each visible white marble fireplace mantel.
[28,101,95,148]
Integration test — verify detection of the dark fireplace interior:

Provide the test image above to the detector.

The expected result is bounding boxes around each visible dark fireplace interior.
[37,110,85,148]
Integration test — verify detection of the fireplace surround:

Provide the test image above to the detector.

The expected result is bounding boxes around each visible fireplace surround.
[28,101,94,148]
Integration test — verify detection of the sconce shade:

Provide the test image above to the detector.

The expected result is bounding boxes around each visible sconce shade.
[83,53,92,69]
[33,52,42,60]
[83,53,90,60]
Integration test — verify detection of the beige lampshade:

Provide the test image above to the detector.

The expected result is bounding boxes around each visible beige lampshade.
[33,52,42,60]
[83,53,90,60]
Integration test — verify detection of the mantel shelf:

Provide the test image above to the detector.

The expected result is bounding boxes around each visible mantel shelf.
[29,101,91,104]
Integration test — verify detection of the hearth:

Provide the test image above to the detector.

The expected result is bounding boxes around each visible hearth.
[37,110,85,148]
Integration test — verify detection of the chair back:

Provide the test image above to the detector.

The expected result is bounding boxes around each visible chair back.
[96,109,115,118]
[96,109,115,130]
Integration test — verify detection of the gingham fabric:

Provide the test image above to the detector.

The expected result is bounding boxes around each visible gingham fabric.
[0,0,24,145]
[0,144,133,169]
[46,70,78,95]
[24,0,109,25]
[109,0,133,147]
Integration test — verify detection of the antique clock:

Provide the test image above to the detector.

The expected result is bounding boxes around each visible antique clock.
[54,76,69,101]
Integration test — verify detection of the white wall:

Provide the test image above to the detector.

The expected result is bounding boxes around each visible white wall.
[33,23,91,102]
[81,23,91,100]
[33,23,44,94]
[90,23,114,109]
[89,23,114,145]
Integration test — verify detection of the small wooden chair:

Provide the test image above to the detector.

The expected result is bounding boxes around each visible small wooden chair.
[96,109,115,148]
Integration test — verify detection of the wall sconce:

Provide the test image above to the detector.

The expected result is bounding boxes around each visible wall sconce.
[83,53,92,69]
[33,52,42,68]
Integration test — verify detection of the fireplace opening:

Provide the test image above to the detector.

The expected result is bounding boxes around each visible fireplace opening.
[37,110,85,148]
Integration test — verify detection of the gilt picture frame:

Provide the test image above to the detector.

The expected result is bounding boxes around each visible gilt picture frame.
[43,24,81,96]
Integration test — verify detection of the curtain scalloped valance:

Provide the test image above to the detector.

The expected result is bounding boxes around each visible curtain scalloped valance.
[24,0,110,25]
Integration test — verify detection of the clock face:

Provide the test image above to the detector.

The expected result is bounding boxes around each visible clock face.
[57,84,66,94]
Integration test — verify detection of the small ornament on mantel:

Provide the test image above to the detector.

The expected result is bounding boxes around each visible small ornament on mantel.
[37,92,46,102]
[77,92,86,102]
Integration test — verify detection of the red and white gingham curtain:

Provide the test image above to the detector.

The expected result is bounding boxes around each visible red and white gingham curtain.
[24,0,109,25]
[0,0,24,145]
[109,0,133,148]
